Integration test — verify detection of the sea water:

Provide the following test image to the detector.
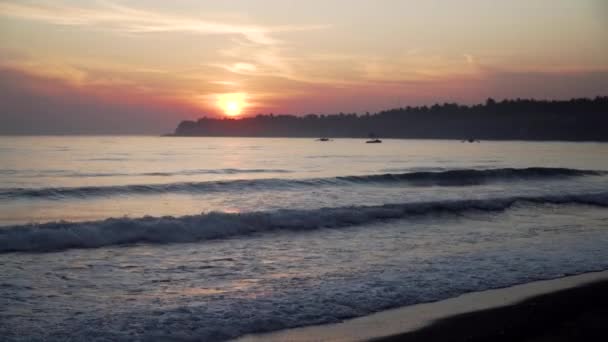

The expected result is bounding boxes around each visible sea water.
[1,136,607,340]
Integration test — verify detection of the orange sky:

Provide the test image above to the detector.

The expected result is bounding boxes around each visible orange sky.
[0,0,607,133]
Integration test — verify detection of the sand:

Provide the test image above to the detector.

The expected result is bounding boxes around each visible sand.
[235,270,608,342]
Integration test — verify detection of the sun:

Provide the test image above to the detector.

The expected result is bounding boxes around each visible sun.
[224,101,242,117]
[217,93,247,117]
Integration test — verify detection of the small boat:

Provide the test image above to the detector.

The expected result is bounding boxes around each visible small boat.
[366,133,382,143]
[462,138,480,143]
[317,137,331,141]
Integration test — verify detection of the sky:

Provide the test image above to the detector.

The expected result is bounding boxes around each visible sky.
[0,0,607,134]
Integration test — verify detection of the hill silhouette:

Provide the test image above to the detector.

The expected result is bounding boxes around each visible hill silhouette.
[173,97,608,141]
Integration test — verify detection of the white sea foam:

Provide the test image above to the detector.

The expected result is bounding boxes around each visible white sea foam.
[2,191,607,253]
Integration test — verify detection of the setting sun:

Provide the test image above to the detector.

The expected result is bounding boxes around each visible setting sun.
[217,93,247,117]
[224,101,242,117]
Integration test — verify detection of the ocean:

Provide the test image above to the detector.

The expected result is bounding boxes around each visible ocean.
[1,136,608,341]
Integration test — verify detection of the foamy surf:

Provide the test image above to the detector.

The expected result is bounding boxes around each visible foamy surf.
[2,191,607,253]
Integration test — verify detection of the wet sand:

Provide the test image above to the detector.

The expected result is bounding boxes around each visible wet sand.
[375,277,608,341]
[235,271,608,342]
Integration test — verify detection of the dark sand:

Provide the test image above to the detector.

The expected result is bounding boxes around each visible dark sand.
[236,272,608,342]
[374,279,608,342]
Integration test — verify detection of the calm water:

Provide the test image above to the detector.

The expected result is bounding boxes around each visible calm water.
[1,136,608,341]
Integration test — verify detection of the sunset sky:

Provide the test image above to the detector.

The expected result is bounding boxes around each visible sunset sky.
[1,0,607,134]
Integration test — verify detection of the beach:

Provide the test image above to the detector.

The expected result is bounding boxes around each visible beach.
[377,277,608,342]
[2,1,607,340]
[237,271,608,342]
[1,137,608,340]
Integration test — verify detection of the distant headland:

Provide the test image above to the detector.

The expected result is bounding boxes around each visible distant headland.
[172,97,608,141]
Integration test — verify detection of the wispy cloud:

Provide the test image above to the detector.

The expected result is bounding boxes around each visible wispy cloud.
[0,1,325,45]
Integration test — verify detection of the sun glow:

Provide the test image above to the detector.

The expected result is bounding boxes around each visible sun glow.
[217,93,247,117]
[225,101,242,116]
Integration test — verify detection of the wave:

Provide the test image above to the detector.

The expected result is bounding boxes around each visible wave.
[1,191,607,253]
[336,167,603,185]
[0,167,603,200]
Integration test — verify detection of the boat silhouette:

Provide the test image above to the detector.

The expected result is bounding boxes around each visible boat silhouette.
[366,133,382,143]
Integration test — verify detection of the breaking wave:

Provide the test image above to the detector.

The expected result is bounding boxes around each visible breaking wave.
[1,191,607,253]
[0,167,602,200]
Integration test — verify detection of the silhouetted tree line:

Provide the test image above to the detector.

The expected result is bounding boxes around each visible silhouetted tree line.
[174,97,608,141]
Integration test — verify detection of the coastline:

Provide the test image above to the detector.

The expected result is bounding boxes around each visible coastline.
[164,135,608,142]
[235,270,608,342]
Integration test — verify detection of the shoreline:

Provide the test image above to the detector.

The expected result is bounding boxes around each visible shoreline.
[235,270,608,342]
[164,135,608,142]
